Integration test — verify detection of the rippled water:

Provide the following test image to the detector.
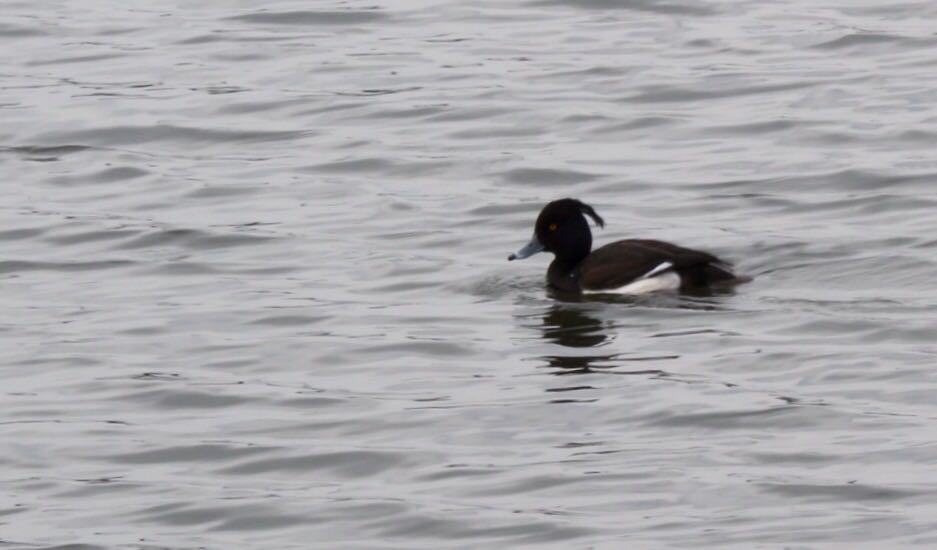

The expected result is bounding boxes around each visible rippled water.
[4,1,937,548]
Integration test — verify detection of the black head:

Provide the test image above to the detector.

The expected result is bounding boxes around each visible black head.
[509,198,604,263]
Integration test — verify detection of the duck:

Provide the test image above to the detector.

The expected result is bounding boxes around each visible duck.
[508,198,744,294]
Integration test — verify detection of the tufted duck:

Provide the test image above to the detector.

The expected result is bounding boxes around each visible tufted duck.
[509,198,744,294]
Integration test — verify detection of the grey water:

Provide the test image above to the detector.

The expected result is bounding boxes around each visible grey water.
[3,0,937,548]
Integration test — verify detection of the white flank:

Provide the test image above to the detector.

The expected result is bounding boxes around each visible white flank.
[584,270,682,295]
[639,261,673,280]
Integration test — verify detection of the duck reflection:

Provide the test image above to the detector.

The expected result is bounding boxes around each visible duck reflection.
[539,304,617,374]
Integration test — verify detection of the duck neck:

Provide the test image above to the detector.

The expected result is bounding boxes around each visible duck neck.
[554,227,591,268]
[547,242,590,289]
[553,248,589,270]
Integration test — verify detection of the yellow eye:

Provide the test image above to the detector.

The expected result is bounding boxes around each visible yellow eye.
[549,223,558,231]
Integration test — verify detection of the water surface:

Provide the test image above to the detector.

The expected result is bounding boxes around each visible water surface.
[4,0,937,548]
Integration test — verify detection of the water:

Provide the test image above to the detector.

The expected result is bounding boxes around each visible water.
[4,0,937,548]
